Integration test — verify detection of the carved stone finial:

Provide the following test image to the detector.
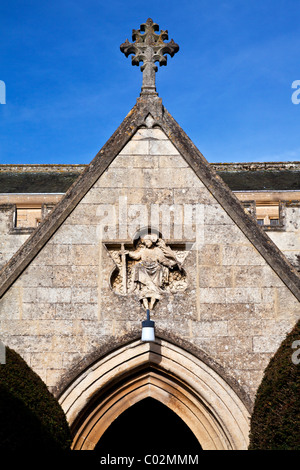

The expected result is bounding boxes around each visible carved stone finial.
[120,18,179,96]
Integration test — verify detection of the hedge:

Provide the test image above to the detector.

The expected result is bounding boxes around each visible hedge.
[0,346,71,451]
[249,319,300,450]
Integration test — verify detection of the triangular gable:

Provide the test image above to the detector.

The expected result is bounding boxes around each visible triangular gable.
[0,95,300,300]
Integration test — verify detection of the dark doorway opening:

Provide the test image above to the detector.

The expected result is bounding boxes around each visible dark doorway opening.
[94,397,202,456]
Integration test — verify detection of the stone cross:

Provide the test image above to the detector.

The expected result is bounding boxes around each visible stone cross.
[120,18,179,96]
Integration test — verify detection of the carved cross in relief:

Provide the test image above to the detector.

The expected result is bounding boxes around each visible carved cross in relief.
[120,18,179,96]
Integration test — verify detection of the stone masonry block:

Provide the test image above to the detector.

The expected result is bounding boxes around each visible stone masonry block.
[204,204,234,225]
[174,188,216,204]
[52,266,73,287]
[22,302,56,320]
[222,245,266,266]
[192,320,228,337]
[228,319,266,337]
[199,288,227,304]
[158,155,189,168]
[30,352,63,370]
[143,168,204,189]
[65,203,100,225]
[96,168,145,188]
[204,224,245,245]
[110,154,159,169]
[21,265,53,287]
[252,335,285,353]
[198,244,223,266]
[149,139,180,155]
[70,245,99,266]
[71,265,98,287]
[225,287,262,303]
[0,287,23,319]
[36,287,72,304]
[217,336,252,354]
[71,287,98,304]
[232,266,266,288]
[131,128,168,141]
[119,140,149,155]
[198,266,234,288]
[52,225,99,245]
[30,244,54,266]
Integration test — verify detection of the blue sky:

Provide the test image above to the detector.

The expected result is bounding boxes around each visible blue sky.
[0,0,300,164]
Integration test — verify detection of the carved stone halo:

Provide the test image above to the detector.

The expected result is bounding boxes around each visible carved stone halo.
[105,229,188,310]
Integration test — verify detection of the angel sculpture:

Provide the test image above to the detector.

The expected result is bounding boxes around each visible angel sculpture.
[127,233,182,310]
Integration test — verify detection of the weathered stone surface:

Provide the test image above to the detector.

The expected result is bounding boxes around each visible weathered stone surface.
[120,18,179,96]
[0,100,299,445]
[0,205,29,270]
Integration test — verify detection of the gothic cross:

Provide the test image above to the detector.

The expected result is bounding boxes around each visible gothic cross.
[120,18,179,96]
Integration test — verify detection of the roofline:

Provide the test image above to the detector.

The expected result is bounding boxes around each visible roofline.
[0,193,65,196]
[1,162,300,171]
[0,164,86,168]
[234,189,300,193]
[0,95,300,301]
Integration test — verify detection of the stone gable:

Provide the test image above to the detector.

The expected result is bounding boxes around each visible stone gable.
[1,112,300,407]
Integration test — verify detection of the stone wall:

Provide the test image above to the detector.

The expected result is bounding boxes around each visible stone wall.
[1,165,300,273]
[0,196,62,270]
[0,127,299,405]
[267,203,300,271]
[0,205,29,270]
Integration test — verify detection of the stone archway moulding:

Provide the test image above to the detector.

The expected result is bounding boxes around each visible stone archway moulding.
[58,339,250,450]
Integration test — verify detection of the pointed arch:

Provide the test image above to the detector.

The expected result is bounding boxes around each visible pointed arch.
[59,338,250,450]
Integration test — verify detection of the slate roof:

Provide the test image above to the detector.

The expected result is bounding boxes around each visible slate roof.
[1,162,300,193]
[0,165,86,193]
[214,162,300,191]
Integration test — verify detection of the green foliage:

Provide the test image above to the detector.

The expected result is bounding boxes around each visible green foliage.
[0,346,71,451]
[249,320,300,450]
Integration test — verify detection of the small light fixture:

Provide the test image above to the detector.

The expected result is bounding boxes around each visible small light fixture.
[141,309,155,342]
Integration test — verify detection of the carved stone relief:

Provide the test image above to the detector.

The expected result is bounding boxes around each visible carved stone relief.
[106,232,188,310]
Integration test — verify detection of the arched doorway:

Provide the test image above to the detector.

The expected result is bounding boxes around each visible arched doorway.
[94,397,202,455]
[59,338,251,450]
